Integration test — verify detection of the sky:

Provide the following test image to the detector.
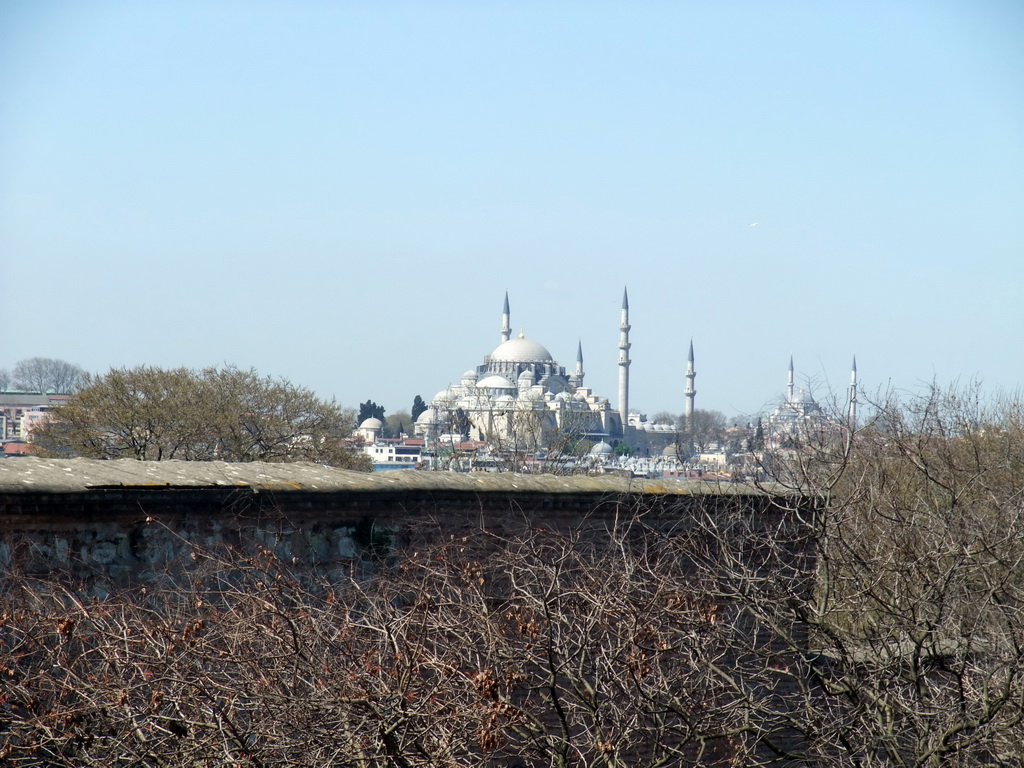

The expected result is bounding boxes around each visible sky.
[2,0,1022,421]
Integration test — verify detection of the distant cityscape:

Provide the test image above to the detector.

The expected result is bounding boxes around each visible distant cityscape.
[3,290,859,479]
[352,291,857,475]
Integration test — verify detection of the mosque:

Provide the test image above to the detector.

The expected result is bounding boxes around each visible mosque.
[765,356,858,447]
[410,289,858,460]
[413,290,692,452]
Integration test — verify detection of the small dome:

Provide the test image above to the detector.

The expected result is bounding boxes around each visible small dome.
[359,418,383,430]
[416,407,440,425]
[590,440,613,455]
[662,444,679,457]
[490,336,554,363]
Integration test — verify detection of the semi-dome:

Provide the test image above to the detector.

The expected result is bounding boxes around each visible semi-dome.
[477,374,515,389]
[490,336,554,363]
[434,388,457,403]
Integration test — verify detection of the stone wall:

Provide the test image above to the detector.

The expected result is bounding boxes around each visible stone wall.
[0,457,800,588]
[0,476,791,588]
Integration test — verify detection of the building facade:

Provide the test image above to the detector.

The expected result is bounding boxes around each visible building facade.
[415,292,636,451]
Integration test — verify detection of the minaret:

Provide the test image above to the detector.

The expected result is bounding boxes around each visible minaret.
[569,340,585,389]
[787,355,795,403]
[848,356,858,427]
[617,287,631,424]
[684,340,696,419]
[500,292,511,344]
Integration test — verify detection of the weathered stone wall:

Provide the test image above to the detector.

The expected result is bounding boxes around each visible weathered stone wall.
[0,480,788,587]
[0,458,797,588]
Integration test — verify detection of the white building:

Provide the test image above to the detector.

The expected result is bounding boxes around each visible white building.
[356,417,424,470]
[415,293,630,451]
[766,356,858,446]
[415,291,697,458]
[362,440,422,470]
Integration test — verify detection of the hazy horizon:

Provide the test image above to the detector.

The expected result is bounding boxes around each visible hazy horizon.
[2,1,1021,420]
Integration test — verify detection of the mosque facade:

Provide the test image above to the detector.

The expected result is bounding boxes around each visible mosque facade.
[411,291,857,460]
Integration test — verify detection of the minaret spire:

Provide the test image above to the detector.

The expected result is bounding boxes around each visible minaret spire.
[617,287,631,425]
[787,355,795,403]
[684,339,696,419]
[500,292,511,344]
[569,340,585,389]
[848,355,858,427]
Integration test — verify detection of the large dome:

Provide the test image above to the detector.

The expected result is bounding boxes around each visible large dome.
[490,336,554,363]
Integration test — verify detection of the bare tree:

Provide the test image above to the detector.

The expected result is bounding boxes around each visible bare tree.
[2,384,1022,766]
[0,368,10,390]
[677,408,727,455]
[11,357,87,393]
[747,383,1024,766]
[0,506,807,767]
[651,410,678,426]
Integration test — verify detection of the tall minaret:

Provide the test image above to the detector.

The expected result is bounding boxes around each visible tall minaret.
[617,287,631,423]
[684,340,696,419]
[570,340,585,388]
[848,356,858,427]
[787,355,795,403]
[500,292,511,344]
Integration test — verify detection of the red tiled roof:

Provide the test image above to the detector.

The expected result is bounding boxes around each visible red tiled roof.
[3,442,36,455]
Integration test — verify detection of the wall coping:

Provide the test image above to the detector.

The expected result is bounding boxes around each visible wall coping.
[0,457,774,496]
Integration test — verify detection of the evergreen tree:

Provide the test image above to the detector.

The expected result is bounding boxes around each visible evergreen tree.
[751,417,765,451]
[451,408,471,440]
[411,395,428,422]
[358,400,386,425]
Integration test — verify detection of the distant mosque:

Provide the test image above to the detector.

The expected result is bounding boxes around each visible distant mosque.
[414,289,694,450]
[766,355,858,445]
[412,290,857,455]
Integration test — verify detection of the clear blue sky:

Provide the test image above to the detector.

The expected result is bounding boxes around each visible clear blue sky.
[2,0,1021,420]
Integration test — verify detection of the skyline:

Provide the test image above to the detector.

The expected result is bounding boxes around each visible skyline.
[2,1,1022,420]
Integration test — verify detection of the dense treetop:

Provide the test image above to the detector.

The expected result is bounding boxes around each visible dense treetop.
[30,365,371,470]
